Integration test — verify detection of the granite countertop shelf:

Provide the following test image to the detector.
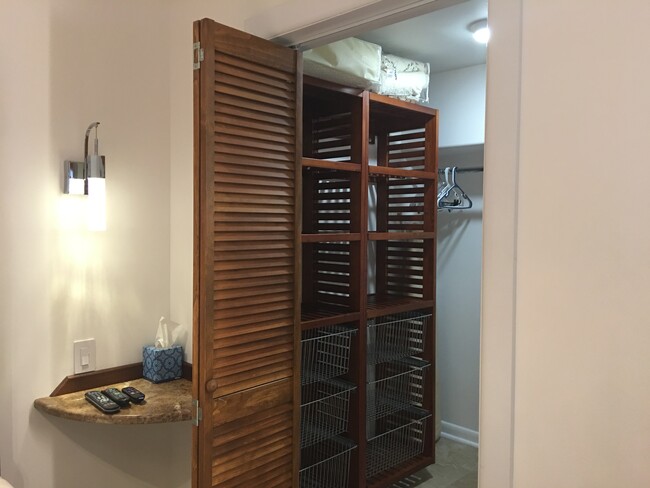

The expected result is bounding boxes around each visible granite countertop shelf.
[33,364,193,425]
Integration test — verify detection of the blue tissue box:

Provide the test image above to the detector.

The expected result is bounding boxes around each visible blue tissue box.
[143,345,183,383]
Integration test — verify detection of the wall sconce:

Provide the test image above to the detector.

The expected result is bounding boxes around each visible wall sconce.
[64,122,106,195]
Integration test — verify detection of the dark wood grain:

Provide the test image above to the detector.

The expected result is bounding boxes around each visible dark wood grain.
[369,231,435,241]
[301,233,361,243]
[51,363,142,397]
[303,74,365,96]
[192,20,202,488]
[292,52,303,488]
[368,91,437,116]
[369,165,436,180]
[351,91,370,488]
[194,19,300,488]
[194,24,441,485]
[49,361,192,397]
[302,157,361,172]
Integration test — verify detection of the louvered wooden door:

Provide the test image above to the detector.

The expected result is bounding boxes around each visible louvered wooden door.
[193,19,302,488]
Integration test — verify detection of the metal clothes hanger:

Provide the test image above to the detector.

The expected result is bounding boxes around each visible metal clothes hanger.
[437,167,453,207]
[437,167,472,210]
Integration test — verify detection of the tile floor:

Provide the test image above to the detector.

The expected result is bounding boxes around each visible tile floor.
[391,438,478,488]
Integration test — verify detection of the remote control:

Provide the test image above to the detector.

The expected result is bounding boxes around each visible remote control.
[121,386,146,403]
[102,387,131,407]
[85,391,120,413]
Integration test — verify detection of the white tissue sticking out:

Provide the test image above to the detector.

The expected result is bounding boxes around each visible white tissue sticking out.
[154,316,186,349]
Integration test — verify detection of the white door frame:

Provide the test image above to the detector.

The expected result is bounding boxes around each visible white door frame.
[248,1,523,486]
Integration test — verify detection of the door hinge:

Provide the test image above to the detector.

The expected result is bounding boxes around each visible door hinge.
[192,399,202,426]
[193,42,204,70]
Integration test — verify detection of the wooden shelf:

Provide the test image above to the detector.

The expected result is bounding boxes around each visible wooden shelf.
[304,74,365,97]
[369,93,437,133]
[34,377,192,425]
[300,82,438,487]
[369,165,436,181]
[301,305,360,330]
[302,157,361,172]
[302,233,361,243]
[367,295,435,319]
[368,232,435,241]
[366,454,435,488]
[369,92,437,117]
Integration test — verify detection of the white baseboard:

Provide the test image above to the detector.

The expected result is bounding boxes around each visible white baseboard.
[440,421,479,448]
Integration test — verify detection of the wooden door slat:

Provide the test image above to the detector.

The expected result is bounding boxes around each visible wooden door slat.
[215,72,293,102]
[195,19,300,488]
[214,51,294,82]
[217,102,294,128]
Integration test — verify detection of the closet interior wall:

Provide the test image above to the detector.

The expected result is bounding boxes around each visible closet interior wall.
[299,76,439,488]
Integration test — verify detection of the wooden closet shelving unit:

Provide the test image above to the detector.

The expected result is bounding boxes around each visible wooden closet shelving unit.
[191,21,438,485]
[300,76,438,488]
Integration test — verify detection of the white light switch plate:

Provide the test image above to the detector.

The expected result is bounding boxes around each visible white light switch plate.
[73,338,96,374]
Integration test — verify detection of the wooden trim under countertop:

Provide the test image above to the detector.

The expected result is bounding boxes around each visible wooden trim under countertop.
[50,361,193,397]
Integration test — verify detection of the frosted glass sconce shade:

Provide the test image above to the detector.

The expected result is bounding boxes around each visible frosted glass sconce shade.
[63,122,105,195]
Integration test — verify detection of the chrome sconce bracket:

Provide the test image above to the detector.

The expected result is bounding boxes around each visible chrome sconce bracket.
[63,122,105,195]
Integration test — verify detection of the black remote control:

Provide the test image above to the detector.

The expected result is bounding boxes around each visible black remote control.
[85,391,120,413]
[102,387,131,407]
[121,386,146,403]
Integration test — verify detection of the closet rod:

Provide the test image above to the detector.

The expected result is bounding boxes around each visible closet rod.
[438,166,484,173]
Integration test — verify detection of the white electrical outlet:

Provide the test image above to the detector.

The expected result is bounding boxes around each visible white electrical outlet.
[73,338,96,374]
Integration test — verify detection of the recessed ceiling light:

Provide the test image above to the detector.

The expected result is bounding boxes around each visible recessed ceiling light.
[468,18,490,44]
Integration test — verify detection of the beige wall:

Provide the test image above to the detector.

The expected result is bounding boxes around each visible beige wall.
[1,1,380,487]
[437,145,483,441]
[5,0,650,487]
[483,0,650,486]
[0,1,396,487]
[429,64,487,148]
[169,0,289,365]
[0,1,178,486]
[510,1,650,486]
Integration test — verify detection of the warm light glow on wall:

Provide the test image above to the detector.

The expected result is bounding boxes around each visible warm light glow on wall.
[58,191,106,233]
[87,178,106,232]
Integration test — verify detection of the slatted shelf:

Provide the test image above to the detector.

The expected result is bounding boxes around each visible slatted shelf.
[298,77,437,488]
[303,157,361,173]
[370,235,434,320]
[303,83,361,166]
[366,296,434,319]
[369,92,438,117]
[302,241,356,325]
[302,233,361,243]
[372,174,435,237]
[369,165,435,180]
[302,166,360,241]
[368,232,435,241]
[301,306,360,331]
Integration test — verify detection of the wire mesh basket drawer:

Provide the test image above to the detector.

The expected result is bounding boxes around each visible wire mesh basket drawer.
[367,311,431,365]
[301,379,356,448]
[367,358,430,422]
[301,325,356,386]
[300,436,356,488]
[366,407,432,479]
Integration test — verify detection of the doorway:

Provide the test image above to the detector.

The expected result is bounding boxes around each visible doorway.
[192,0,524,485]
[295,1,486,485]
